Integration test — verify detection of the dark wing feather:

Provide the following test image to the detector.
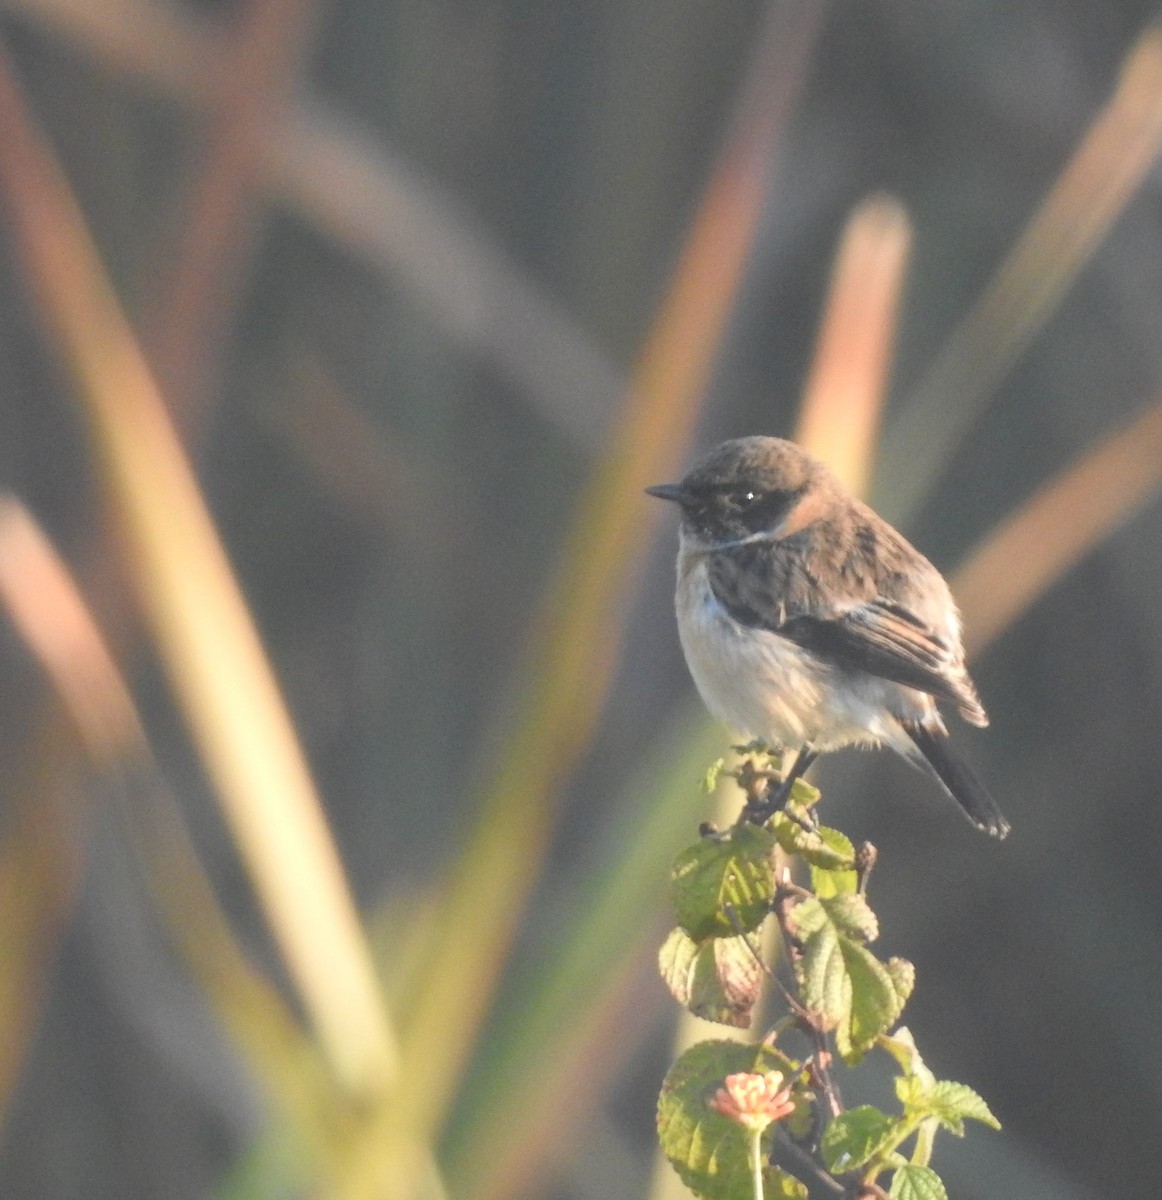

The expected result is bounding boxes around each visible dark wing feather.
[707,543,988,724]
[779,604,979,716]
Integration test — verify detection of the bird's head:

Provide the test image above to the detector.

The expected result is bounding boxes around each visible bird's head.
[647,437,832,551]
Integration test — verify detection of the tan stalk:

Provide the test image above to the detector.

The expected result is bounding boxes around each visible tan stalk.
[144,0,322,435]
[955,399,1162,658]
[879,27,1162,521]
[343,4,828,1196]
[796,194,911,495]
[0,0,623,450]
[0,725,86,1125]
[0,46,395,1101]
[0,498,348,1165]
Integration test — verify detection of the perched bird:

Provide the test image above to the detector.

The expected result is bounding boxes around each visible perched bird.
[647,436,1009,838]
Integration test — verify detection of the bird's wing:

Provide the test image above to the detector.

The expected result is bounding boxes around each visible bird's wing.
[708,549,987,723]
[780,600,978,713]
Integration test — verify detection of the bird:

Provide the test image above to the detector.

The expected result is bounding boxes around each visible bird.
[646,436,1009,838]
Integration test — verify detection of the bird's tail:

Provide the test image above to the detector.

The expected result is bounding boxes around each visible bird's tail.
[901,722,1010,839]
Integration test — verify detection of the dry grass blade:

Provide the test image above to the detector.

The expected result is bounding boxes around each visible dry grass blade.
[879,26,1162,521]
[0,499,145,762]
[0,45,395,1100]
[274,100,625,449]
[796,193,911,495]
[0,0,212,97]
[0,498,355,1173]
[347,3,823,1194]
[447,713,724,1200]
[955,399,1162,657]
[145,0,322,434]
[0,503,126,1125]
[1,0,624,449]
[0,725,85,1127]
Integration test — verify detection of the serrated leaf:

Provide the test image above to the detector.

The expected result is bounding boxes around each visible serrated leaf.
[889,1163,948,1200]
[790,898,905,1056]
[672,823,777,939]
[772,812,855,870]
[793,902,846,1028]
[819,1105,899,1172]
[885,957,915,1007]
[658,927,762,1027]
[905,1080,1001,1135]
[808,828,859,897]
[658,1041,806,1200]
[821,894,879,942]
[836,940,905,1061]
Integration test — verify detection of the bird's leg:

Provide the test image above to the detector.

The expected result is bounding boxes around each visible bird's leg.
[775,743,819,811]
[746,743,818,824]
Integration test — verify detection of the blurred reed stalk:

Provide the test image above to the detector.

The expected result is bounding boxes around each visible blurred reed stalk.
[0,0,624,449]
[0,42,396,1103]
[143,0,323,437]
[0,499,147,764]
[345,4,830,1197]
[0,724,83,1127]
[444,711,724,1200]
[955,398,1162,656]
[0,518,89,1136]
[0,500,345,1165]
[796,194,912,494]
[878,24,1162,522]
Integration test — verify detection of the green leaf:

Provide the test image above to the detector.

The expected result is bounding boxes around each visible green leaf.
[836,940,905,1061]
[658,927,762,1027]
[819,1105,899,1172]
[772,812,855,871]
[792,899,846,1027]
[889,1163,949,1200]
[822,894,878,942]
[657,1041,807,1200]
[885,957,916,1008]
[807,828,859,897]
[789,899,906,1057]
[672,823,777,940]
[901,1079,1001,1135]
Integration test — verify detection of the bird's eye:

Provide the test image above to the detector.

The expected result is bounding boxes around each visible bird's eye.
[730,489,758,508]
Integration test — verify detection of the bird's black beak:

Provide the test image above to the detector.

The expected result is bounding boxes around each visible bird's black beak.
[645,482,690,505]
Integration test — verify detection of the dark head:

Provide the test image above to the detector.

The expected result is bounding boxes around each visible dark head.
[647,437,835,549]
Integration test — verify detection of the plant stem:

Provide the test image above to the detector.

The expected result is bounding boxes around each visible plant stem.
[749,1128,766,1200]
[911,1117,937,1167]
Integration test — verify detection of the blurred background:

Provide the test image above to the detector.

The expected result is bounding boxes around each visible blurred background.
[0,1,1160,1197]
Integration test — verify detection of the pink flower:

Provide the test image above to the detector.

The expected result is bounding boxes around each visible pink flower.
[709,1070,796,1133]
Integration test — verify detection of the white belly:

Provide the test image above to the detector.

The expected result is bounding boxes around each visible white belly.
[675,556,924,752]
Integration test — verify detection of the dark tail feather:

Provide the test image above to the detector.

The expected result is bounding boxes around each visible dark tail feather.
[902,722,1010,839]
